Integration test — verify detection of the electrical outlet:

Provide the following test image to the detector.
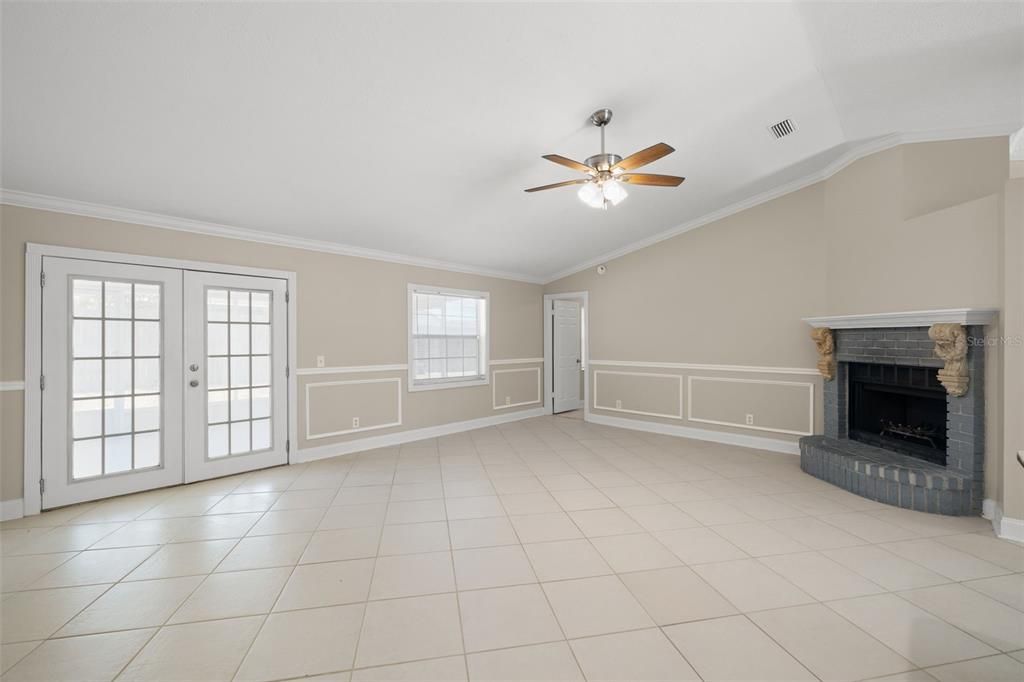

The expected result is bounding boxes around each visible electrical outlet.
[316,355,325,368]
[352,417,360,428]
[745,414,754,425]
[615,399,622,409]
[505,396,511,406]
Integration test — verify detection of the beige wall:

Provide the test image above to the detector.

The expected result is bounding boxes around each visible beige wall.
[1001,176,1024,519]
[0,205,543,501]
[547,137,1012,506]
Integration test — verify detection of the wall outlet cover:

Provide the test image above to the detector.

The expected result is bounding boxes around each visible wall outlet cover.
[505,396,511,405]
[352,417,360,428]
[615,399,622,409]
[745,414,754,425]
[316,355,325,368]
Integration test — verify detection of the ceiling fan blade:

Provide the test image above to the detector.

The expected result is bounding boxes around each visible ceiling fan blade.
[542,154,595,175]
[618,173,685,187]
[524,179,589,193]
[611,143,675,171]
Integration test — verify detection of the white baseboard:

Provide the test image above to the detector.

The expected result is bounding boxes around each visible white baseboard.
[294,407,547,463]
[1,498,24,521]
[986,500,1024,542]
[585,412,800,455]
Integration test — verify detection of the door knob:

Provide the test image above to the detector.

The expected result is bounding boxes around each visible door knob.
[189,379,199,387]
[189,363,199,372]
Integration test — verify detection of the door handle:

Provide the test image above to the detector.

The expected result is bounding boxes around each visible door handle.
[189,379,199,388]
[189,364,199,372]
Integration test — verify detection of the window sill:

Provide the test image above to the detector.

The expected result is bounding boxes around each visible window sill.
[408,377,489,393]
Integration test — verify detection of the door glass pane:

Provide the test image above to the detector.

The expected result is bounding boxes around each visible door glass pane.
[208,390,229,424]
[135,358,161,394]
[252,419,271,450]
[134,284,160,320]
[73,320,102,358]
[206,286,274,459]
[229,323,250,355]
[73,439,102,479]
[105,359,132,396]
[208,323,227,356]
[134,432,160,469]
[251,292,270,322]
[73,359,102,398]
[104,282,133,318]
[73,279,103,317]
[208,424,229,458]
[105,435,132,473]
[135,321,160,356]
[73,399,103,439]
[105,320,132,357]
[104,397,133,435]
[69,278,163,480]
[207,289,228,322]
[135,394,161,431]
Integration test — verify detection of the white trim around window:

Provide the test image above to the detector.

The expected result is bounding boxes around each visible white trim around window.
[407,283,490,392]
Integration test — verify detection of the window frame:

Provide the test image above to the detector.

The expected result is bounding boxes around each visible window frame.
[407,283,490,392]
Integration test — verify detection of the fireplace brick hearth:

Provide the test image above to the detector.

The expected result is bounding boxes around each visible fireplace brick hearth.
[799,311,993,516]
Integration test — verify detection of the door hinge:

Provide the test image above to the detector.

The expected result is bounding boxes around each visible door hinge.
[286,439,290,454]
[39,375,45,391]
[40,271,46,288]
[285,290,290,303]
[39,478,45,494]
[285,366,290,378]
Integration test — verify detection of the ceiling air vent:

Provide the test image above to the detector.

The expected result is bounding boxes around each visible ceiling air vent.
[768,118,796,139]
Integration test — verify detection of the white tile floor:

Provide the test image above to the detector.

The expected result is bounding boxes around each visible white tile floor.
[2,413,1023,681]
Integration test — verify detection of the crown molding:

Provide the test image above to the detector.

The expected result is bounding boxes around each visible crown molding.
[0,189,545,285]
[542,123,1020,284]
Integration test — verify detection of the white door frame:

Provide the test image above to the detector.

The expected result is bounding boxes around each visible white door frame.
[23,242,298,516]
[543,291,589,417]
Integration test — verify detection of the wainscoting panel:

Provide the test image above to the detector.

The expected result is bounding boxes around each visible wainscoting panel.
[593,370,684,420]
[493,366,542,410]
[305,377,402,440]
[687,376,814,436]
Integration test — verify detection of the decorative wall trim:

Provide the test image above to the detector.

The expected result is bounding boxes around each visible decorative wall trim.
[0,381,25,391]
[543,123,1020,283]
[492,367,542,410]
[490,358,544,366]
[304,377,402,440]
[295,406,546,463]
[593,370,684,420]
[687,376,815,437]
[586,413,799,456]
[295,359,543,376]
[3,190,541,283]
[803,308,999,329]
[297,364,407,376]
[589,360,818,376]
[0,498,24,521]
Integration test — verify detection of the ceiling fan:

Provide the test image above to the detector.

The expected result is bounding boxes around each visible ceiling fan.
[525,108,685,209]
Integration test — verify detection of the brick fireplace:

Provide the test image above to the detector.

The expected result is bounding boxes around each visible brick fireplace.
[799,309,996,516]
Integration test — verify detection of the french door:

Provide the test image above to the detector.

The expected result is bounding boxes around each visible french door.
[40,257,289,510]
[183,271,288,482]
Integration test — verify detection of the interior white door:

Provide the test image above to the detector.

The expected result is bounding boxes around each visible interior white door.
[553,300,581,413]
[41,257,184,509]
[184,271,289,482]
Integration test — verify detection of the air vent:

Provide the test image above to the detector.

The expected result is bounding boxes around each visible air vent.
[768,118,796,139]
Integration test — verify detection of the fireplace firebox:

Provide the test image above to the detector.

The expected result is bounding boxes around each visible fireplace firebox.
[848,363,947,465]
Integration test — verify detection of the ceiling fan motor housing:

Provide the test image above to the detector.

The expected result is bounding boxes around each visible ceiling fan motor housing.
[584,153,623,173]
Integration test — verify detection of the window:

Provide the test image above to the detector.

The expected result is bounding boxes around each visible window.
[408,284,488,391]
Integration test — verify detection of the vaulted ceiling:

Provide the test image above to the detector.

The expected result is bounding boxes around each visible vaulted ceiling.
[3,2,1022,282]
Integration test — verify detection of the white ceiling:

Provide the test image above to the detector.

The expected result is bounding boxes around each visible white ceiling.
[3,2,1022,282]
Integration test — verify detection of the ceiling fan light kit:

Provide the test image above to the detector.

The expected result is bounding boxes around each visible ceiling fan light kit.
[525,108,685,209]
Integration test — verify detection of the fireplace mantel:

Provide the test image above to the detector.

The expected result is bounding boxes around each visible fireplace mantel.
[803,308,998,329]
